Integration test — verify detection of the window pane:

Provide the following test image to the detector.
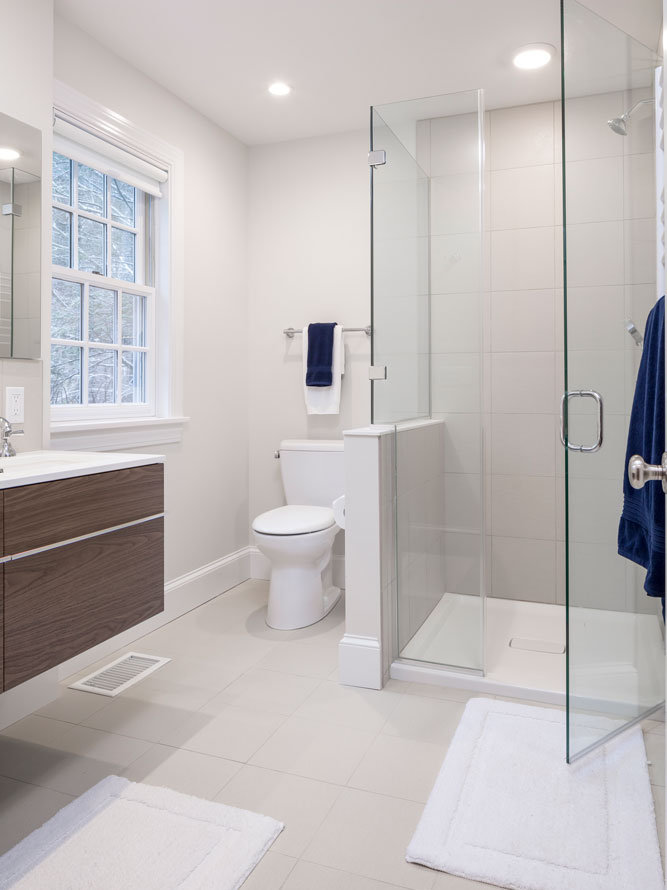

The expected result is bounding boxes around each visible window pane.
[52,209,72,267]
[111,227,135,281]
[51,344,82,404]
[122,293,146,346]
[51,279,82,340]
[122,351,145,403]
[111,179,135,226]
[89,286,117,343]
[78,163,105,216]
[78,217,106,274]
[52,152,72,205]
[88,347,117,403]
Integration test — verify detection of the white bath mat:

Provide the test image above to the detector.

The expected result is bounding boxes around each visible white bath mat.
[0,775,283,890]
[407,697,664,890]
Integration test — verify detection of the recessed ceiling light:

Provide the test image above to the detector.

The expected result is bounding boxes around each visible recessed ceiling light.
[268,82,291,97]
[513,43,554,70]
[0,147,20,161]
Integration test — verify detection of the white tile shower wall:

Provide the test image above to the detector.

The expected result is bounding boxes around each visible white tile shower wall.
[429,94,656,609]
[394,420,447,652]
[247,131,370,527]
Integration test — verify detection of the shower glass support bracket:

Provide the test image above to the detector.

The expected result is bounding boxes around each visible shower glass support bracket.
[368,365,387,380]
[368,150,386,166]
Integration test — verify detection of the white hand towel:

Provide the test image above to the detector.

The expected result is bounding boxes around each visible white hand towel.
[303,323,345,415]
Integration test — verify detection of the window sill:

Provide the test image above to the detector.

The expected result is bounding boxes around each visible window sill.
[50,416,189,452]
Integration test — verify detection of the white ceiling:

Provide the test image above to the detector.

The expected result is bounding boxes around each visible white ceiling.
[54,0,660,147]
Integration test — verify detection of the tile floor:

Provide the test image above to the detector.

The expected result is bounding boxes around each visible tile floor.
[0,579,664,890]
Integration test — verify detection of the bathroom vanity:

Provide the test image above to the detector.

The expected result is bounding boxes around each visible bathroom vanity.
[0,451,164,691]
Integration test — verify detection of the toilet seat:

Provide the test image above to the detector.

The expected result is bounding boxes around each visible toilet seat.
[252,504,335,536]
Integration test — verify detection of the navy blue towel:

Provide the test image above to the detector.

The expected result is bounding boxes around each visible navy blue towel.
[306,323,337,387]
[618,296,665,604]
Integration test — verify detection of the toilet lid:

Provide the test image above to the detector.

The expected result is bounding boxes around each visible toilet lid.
[252,505,335,535]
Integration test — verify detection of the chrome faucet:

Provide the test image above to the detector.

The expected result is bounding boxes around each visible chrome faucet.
[0,416,24,459]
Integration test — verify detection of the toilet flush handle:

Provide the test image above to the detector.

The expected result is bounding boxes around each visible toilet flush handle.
[274,450,280,459]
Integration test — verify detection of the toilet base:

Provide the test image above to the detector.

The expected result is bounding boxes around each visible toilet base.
[267,585,341,631]
[266,562,341,630]
[255,523,341,631]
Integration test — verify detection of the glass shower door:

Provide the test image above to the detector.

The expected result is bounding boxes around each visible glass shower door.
[562,0,664,761]
[371,91,486,673]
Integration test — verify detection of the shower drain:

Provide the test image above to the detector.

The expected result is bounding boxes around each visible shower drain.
[509,637,566,655]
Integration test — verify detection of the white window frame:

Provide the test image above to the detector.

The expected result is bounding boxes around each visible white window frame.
[49,82,187,450]
[51,159,155,421]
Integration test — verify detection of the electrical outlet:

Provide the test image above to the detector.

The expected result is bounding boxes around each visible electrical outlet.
[6,387,24,424]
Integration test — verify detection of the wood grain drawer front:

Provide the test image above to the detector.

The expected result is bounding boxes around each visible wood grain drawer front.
[4,464,164,555]
[0,490,4,558]
[3,518,164,690]
[0,564,3,692]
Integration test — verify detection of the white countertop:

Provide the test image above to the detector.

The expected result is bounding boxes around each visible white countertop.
[0,450,165,489]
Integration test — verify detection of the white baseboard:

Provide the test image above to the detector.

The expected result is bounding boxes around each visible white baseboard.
[0,547,252,731]
[338,634,383,690]
[250,547,346,589]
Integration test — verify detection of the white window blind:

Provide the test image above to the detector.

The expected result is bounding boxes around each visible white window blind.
[53,117,167,198]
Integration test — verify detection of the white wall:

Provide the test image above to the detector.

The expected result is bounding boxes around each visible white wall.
[247,131,371,522]
[54,16,250,584]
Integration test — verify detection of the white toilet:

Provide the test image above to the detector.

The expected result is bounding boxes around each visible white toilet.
[252,439,345,630]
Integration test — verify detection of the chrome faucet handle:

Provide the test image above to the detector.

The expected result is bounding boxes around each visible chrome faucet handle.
[0,419,24,458]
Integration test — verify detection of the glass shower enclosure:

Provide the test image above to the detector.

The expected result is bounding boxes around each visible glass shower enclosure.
[371,90,486,674]
[561,0,664,761]
[370,0,665,763]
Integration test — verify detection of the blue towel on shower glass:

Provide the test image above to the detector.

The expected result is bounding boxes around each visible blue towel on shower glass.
[618,295,665,610]
[306,323,337,387]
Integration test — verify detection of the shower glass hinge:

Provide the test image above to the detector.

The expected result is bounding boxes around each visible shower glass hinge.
[368,150,386,167]
[369,365,387,380]
[2,203,21,217]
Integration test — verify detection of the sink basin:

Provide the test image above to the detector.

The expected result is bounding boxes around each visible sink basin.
[1,452,83,470]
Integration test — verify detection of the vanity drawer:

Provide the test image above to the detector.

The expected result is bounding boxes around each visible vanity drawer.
[4,463,164,554]
[3,518,164,690]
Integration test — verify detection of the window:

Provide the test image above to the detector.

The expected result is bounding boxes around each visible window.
[50,82,186,450]
[50,152,155,418]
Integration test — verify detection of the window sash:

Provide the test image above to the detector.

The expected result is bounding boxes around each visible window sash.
[50,272,156,421]
[51,153,156,420]
[52,158,147,285]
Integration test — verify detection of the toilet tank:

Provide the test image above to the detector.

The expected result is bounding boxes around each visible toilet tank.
[279,439,344,507]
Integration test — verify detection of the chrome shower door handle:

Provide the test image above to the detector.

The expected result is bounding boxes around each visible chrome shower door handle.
[560,390,604,453]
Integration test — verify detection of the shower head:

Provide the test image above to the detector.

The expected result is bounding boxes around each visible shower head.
[608,116,628,136]
[607,97,653,136]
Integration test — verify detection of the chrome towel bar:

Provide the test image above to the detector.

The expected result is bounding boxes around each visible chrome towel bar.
[283,325,371,338]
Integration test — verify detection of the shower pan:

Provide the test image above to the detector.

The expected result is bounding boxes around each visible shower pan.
[370,0,665,762]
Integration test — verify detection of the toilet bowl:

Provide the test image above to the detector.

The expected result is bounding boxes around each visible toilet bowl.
[253,506,341,630]
[251,440,345,631]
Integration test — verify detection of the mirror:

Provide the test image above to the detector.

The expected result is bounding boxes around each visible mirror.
[0,111,41,359]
